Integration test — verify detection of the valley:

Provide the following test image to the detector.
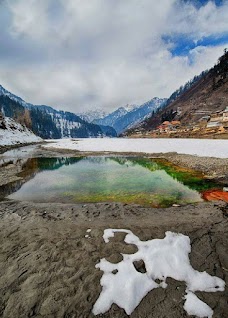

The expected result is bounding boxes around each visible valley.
[0,12,227,318]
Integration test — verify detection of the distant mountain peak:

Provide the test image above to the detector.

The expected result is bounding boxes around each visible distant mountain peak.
[123,104,139,112]
[93,97,166,134]
[78,108,108,123]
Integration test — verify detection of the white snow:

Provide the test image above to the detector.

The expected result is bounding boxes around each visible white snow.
[55,117,81,138]
[78,108,108,123]
[44,138,228,158]
[184,292,213,318]
[0,117,42,146]
[93,229,225,317]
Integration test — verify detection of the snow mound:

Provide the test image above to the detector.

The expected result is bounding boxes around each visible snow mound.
[93,229,225,317]
[0,117,42,146]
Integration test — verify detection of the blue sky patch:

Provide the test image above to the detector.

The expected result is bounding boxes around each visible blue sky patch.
[182,0,224,8]
[163,34,228,57]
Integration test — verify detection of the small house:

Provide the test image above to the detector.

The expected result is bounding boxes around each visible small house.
[223,107,228,122]
[207,121,221,128]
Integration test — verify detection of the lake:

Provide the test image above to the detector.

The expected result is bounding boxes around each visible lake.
[6,156,222,207]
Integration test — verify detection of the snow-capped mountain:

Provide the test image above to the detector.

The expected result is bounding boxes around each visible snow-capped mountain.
[0,85,32,108]
[0,85,117,139]
[116,97,167,133]
[78,104,138,124]
[93,105,138,129]
[123,104,139,112]
[77,109,108,123]
[93,98,166,134]
[0,84,165,137]
[0,116,42,146]
[37,107,117,138]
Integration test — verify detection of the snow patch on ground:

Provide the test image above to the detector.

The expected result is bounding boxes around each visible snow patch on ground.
[93,229,225,317]
[44,138,228,158]
[184,292,213,318]
[0,117,42,146]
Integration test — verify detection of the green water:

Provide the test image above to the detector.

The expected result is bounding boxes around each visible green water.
[8,156,220,207]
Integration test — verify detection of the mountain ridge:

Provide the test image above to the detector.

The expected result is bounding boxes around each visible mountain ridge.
[0,86,117,138]
[93,98,166,134]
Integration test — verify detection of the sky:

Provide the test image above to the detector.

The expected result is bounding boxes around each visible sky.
[0,0,227,113]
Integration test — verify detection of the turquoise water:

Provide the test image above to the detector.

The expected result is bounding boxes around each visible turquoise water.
[7,156,220,207]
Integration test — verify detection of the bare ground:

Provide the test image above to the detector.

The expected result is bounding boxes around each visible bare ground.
[0,200,227,318]
[0,145,228,317]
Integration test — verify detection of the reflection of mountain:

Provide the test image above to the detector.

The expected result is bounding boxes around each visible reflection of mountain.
[34,156,221,192]
[109,157,160,171]
[150,159,220,192]
[0,157,84,199]
[1,156,221,202]
[35,157,83,171]
[110,157,220,192]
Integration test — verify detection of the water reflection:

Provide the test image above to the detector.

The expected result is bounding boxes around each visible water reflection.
[2,156,223,207]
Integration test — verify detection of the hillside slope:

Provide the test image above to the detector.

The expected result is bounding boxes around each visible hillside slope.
[0,116,42,146]
[126,50,228,136]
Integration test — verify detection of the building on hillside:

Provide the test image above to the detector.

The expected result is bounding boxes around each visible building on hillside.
[223,107,228,122]
[223,121,228,129]
[157,121,172,133]
[170,120,181,128]
[206,107,228,129]
[210,114,223,122]
[157,120,182,133]
[207,121,222,128]
[199,115,210,122]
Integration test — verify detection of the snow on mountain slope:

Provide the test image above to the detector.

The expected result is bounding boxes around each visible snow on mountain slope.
[123,104,139,112]
[93,98,166,134]
[78,109,108,123]
[115,98,167,134]
[79,104,138,124]
[0,84,117,138]
[93,106,135,128]
[0,117,42,146]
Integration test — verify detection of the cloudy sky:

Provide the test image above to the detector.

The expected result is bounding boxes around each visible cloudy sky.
[0,0,228,112]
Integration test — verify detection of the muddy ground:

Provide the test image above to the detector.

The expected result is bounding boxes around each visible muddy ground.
[0,144,228,317]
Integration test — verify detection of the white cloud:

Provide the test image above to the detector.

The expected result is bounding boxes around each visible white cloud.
[8,0,50,39]
[0,0,227,112]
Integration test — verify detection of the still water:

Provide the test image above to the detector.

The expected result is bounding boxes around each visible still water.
[6,156,222,207]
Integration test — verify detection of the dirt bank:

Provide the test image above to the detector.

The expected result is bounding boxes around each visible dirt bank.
[160,153,228,184]
[0,200,227,318]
